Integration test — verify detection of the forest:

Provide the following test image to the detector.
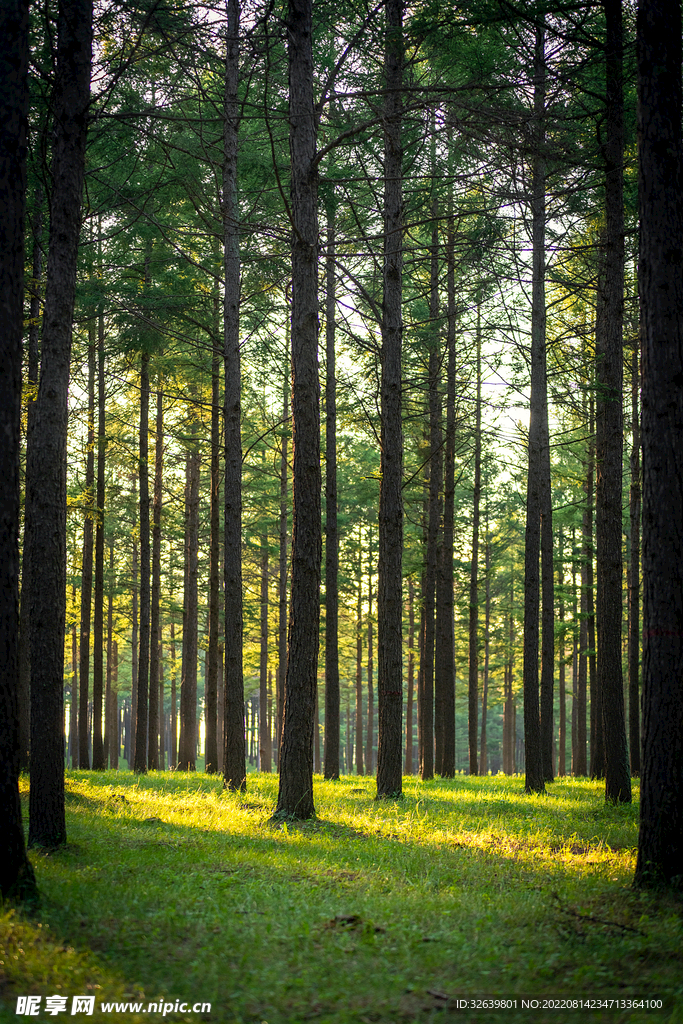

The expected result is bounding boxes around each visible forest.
[1,0,683,1020]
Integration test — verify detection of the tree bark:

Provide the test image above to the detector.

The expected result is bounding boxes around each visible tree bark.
[597,0,631,803]
[92,306,106,769]
[376,0,404,800]
[259,530,271,772]
[78,336,95,770]
[406,580,415,773]
[178,447,199,771]
[0,0,38,899]
[468,312,481,776]
[522,24,547,796]
[435,211,456,778]
[366,538,374,774]
[628,331,641,775]
[277,358,289,771]
[148,384,163,770]
[206,336,220,774]
[324,208,339,780]
[479,540,490,774]
[134,351,150,774]
[355,542,364,776]
[634,0,683,886]
[558,528,566,777]
[223,0,246,791]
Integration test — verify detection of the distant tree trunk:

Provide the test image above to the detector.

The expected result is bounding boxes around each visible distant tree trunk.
[277,360,289,771]
[324,206,339,780]
[426,199,441,777]
[628,332,641,775]
[78,336,95,769]
[275,0,321,819]
[0,0,38,897]
[435,211,456,777]
[104,539,114,766]
[206,338,220,775]
[376,0,404,801]
[178,448,199,771]
[27,0,92,846]
[109,640,119,768]
[468,313,481,776]
[503,579,515,774]
[223,0,246,791]
[70,591,78,767]
[259,531,271,772]
[18,186,43,774]
[479,540,491,774]
[134,351,150,774]
[148,384,163,771]
[634,0,683,886]
[597,0,631,803]
[217,640,224,772]
[355,545,364,776]
[130,492,138,769]
[522,24,547,795]
[158,644,164,769]
[557,528,566,777]
[91,310,106,770]
[314,688,321,773]
[577,470,589,776]
[170,617,177,770]
[406,580,415,774]
[366,535,374,774]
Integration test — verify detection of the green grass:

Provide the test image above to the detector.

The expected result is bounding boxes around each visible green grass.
[2,771,681,1024]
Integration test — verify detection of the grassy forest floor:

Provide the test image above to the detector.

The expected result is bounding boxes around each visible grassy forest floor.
[1,772,682,1024]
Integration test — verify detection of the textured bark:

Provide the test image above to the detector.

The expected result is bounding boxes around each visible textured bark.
[628,334,641,775]
[479,541,490,774]
[522,25,547,795]
[109,639,118,768]
[178,448,199,771]
[91,309,105,769]
[277,363,289,771]
[405,580,415,773]
[376,0,403,800]
[355,549,364,776]
[0,0,37,899]
[435,212,456,778]
[205,338,219,774]
[130,494,138,768]
[274,0,321,819]
[104,539,114,766]
[425,202,441,777]
[18,186,43,773]
[259,531,271,772]
[134,351,150,774]
[597,0,631,803]
[324,209,339,780]
[222,0,246,791]
[366,542,374,775]
[634,0,683,886]
[78,337,95,769]
[148,385,163,770]
[557,529,566,777]
[27,0,92,846]
[468,317,481,776]
[70,593,77,767]
[170,617,177,769]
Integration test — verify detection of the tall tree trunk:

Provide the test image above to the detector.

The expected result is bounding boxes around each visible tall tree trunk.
[468,312,481,776]
[366,542,374,775]
[259,531,271,772]
[130,488,138,769]
[178,447,199,771]
[92,307,105,769]
[435,211,456,778]
[634,0,683,886]
[104,538,114,766]
[158,643,164,769]
[598,0,631,803]
[355,543,364,776]
[426,198,441,778]
[586,394,600,776]
[376,0,404,801]
[134,351,150,774]
[223,0,246,791]
[70,587,78,767]
[206,335,220,774]
[406,579,415,774]
[628,331,641,775]
[324,206,339,780]
[277,357,289,771]
[275,0,321,820]
[170,617,177,770]
[27,0,92,846]
[109,640,118,768]
[0,0,38,897]
[577,473,589,777]
[18,186,43,774]
[148,383,163,770]
[557,528,566,777]
[78,336,95,770]
[479,540,491,774]
[522,25,547,795]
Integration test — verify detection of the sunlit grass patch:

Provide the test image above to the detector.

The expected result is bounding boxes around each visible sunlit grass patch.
[6,770,682,1024]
